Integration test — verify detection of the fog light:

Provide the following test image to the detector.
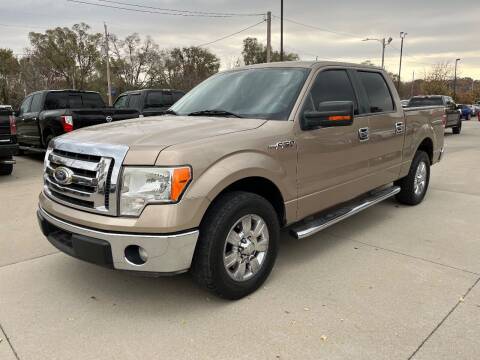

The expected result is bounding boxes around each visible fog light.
[124,245,148,266]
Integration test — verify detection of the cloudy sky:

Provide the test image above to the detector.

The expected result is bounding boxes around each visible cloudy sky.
[1,0,479,79]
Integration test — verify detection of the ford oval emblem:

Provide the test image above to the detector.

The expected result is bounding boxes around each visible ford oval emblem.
[53,166,74,185]
[106,116,113,123]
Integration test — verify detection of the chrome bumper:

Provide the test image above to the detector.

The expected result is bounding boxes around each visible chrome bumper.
[38,206,199,274]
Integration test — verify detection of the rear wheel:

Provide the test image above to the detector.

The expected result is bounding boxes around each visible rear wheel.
[452,117,462,134]
[395,151,430,205]
[0,159,13,176]
[191,191,279,300]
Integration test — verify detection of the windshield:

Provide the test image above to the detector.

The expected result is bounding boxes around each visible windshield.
[408,97,443,107]
[170,68,310,120]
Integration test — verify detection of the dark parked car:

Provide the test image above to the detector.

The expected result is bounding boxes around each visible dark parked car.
[0,105,18,175]
[113,89,185,117]
[408,95,462,134]
[457,104,473,120]
[16,90,139,151]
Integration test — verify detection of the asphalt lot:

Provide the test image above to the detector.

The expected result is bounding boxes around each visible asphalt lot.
[0,120,479,360]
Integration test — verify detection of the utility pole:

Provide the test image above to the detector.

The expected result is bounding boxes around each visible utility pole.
[280,0,284,61]
[362,37,392,68]
[397,32,407,89]
[266,11,272,63]
[410,71,415,98]
[453,58,461,101]
[104,22,113,106]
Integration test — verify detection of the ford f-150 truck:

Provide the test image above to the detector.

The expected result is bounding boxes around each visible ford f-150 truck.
[16,90,139,151]
[37,62,445,299]
[0,105,18,175]
[408,95,462,134]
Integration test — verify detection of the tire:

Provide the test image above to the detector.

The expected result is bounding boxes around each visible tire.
[43,134,55,149]
[452,118,462,134]
[191,191,280,300]
[395,151,430,206]
[0,163,13,176]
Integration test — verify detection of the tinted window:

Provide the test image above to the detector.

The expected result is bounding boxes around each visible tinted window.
[358,71,394,113]
[44,93,67,110]
[82,93,105,108]
[30,94,43,112]
[19,96,33,114]
[146,91,170,107]
[172,91,185,103]
[408,97,443,107]
[69,94,83,108]
[128,94,142,111]
[304,70,357,112]
[114,95,129,109]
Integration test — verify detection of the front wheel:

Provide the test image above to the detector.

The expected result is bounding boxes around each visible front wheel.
[191,191,279,300]
[395,151,430,205]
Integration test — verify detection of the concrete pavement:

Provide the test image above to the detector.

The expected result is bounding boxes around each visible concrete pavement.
[0,120,479,359]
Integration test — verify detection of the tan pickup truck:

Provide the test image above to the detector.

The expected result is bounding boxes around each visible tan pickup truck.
[37,62,445,299]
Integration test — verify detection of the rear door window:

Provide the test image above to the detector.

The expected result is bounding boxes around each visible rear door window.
[357,71,394,113]
[172,91,185,103]
[44,93,67,110]
[68,94,83,108]
[146,91,173,107]
[304,69,358,113]
[82,93,105,108]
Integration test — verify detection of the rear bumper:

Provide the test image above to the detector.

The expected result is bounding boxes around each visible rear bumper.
[37,206,199,274]
[0,143,18,159]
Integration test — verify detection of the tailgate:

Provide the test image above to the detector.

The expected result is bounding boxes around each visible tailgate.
[71,108,139,130]
[0,110,15,145]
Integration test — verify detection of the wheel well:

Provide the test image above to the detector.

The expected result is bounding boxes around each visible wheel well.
[41,128,53,147]
[417,138,433,164]
[213,177,286,225]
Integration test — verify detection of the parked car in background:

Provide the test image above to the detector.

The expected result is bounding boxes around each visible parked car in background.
[16,90,139,151]
[408,95,462,134]
[468,104,478,117]
[38,62,445,299]
[0,105,18,175]
[113,89,185,117]
[400,99,410,108]
[457,104,473,120]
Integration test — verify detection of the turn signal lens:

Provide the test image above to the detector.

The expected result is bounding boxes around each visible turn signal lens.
[9,115,16,135]
[171,167,192,201]
[328,115,352,121]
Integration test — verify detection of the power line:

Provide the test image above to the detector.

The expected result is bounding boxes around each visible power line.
[67,0,263,18]
[197,19,266,47]
[96,0,264,17]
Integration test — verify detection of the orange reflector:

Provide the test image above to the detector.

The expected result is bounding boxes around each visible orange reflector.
[171,167,192,201]
[328,115,352,121]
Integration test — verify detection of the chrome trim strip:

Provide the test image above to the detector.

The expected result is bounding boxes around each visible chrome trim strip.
[49,153,100,172]
[291,186,401,239]
[45,177,93,199]
[39,206,199,273]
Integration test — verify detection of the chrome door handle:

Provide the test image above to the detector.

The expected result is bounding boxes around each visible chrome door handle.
[358,127,369,142]
[395,122,404,134]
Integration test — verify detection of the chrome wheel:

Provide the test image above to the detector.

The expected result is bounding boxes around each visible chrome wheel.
[223,214,269,282]
[414,161,427,196]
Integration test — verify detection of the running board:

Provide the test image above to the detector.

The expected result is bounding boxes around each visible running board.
[19,146,46,153]
[290,186,401,239]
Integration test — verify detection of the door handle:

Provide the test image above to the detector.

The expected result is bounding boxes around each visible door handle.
[358,127,369,142]
[395,122,404,134]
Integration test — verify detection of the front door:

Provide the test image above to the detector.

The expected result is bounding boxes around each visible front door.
[296,68,371,219]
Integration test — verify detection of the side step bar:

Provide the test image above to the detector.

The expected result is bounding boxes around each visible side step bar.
[290,186,401,239]
[19,146,46,154]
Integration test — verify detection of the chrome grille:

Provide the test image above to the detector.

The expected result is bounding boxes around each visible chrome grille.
[43,139,129,216]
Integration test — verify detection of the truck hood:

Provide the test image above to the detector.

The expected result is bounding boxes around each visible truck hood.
[55,116,267,164]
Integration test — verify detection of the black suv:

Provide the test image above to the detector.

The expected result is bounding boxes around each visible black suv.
[113,89,185,117]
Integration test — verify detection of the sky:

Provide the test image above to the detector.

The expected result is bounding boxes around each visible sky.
[1,0,479,79]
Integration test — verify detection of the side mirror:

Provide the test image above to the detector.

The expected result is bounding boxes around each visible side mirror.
[303,101,354,130]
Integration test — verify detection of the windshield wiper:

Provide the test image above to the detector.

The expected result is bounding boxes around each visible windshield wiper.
[164,109,178,115]
[187,109,243,118]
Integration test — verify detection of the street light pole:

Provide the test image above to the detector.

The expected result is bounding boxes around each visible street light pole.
[104,22,112,106]
[362,37,392,68]
[397,32,407,89]
[454,58,461,101]
[280,0,284,61]
[266,11,272,63]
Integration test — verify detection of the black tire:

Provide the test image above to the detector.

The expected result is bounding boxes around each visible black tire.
[395,151,430,205]
[0,163,13,176]
[452,118,462,134]
[191,191,280,300]
[43,134,55,149]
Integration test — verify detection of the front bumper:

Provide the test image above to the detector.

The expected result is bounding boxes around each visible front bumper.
[37,206,199,274]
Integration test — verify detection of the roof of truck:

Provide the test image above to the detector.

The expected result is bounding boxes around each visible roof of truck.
[237,61,384,71]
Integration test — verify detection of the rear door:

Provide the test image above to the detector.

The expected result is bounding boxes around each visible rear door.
[354,70,404,185]
[15,95,33,145]
[445,97,459,126]
[296,68,371,219]
[23,93,44,144]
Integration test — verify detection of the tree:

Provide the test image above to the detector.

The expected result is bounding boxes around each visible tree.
[422,62,453,96]
[241,37,299,65]
[28,23,102,89]
[0,49,21,105]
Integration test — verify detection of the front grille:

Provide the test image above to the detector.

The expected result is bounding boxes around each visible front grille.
[44,149,114,214]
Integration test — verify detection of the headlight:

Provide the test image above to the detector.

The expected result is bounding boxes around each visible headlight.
[120,166,192,216]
